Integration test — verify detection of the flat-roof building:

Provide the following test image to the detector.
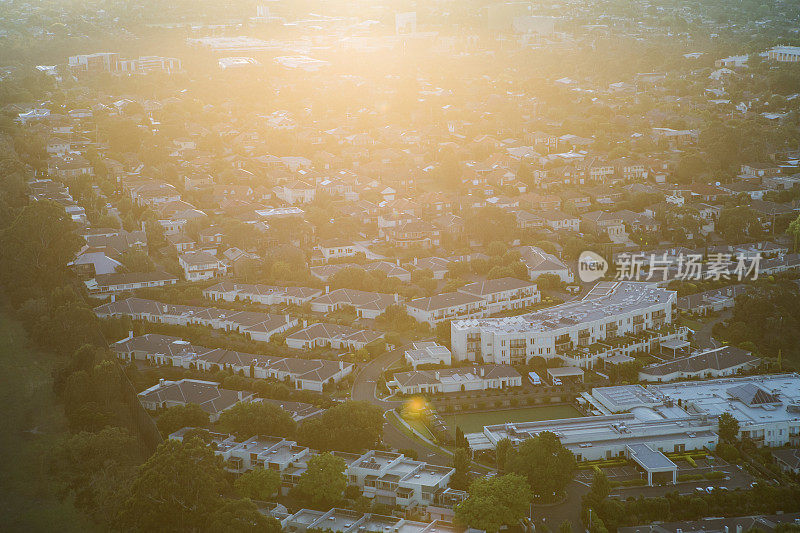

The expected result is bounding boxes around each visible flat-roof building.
[451,281,684,368]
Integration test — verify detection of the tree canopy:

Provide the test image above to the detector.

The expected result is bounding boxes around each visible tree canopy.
[455,474,532,532]
[217,401,296,440]
[506,431,576,501]
[297,401,384,453]
[295,452,347,507]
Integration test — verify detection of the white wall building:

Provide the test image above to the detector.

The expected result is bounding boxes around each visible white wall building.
[451,281,678,368]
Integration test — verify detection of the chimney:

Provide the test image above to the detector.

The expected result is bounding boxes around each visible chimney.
[413,257,418,266]
[394,293,400,303]
[339,361,344,370]
[480,367,485,377]
[396,258,400,266]
[127,330,134,341]
[238,390,244,400]
[159,378,165,386]
[303,319,308,328]
[325,285,330,294]
[110,294,116,303]
[435,371,440,380]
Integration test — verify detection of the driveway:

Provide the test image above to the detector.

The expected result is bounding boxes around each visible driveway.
[351,342,454,466]
[691,310,731,349]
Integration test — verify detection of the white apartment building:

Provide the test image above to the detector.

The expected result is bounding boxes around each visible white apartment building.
[169,430,456,509]
[451,281,679,368]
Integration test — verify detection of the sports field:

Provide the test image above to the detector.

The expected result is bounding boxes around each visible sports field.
[444,404,583,434]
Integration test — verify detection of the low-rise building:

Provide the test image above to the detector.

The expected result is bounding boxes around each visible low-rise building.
[389,364,522,395]
[112,333,353,392]
[517,246,573,283]
[204,282,322,306]
[179,251,227,281]
[405,292,487,326]
[639,346,760,382]
[85,271,179,296]
[169,429,456,509]
[285,322,384,351]
[94,298,296,342]
[310,289,398,319]
[138,379,253,421]
[404,342,452,369]
[457,277,540,315]
[677,285,748,315]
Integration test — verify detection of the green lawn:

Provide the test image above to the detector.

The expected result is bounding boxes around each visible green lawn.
[444,404,583,434]
[0,305,98,531]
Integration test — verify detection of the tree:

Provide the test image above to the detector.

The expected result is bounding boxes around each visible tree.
[788,213,800,252]
[156,403,210,437]
[584,469,611,510]
[234,468,281,501]
[718,411,740,443]
[717,206,758,242]
[450,448,472,490]
[50,427,141,522]
[0,200,82,304]
[217,401,296,440]
[506,431,576,501]
[297,401,383,453]
[495,438,512,472]
[207,499,282,533]
[296,453,347,507]
[455,474,532,532]
[116,438,228,531]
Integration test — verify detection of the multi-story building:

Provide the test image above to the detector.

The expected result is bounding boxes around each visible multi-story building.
[179,251,227,281]
[169,430,457,509]
[451,281,681,367]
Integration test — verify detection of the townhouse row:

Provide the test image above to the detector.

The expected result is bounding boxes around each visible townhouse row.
[113,333,353,391]
[170,429,463,510]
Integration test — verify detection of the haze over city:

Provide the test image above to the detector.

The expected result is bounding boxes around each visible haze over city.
[1,0,800,532]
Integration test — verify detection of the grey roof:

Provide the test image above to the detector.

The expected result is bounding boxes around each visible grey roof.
[626,443,677,471]
[727,383,780,405]
[406,291,485,312]
[641,346,759,377]
[95,271,178,287]
[618,513,800,533]
[138,379,244,415]
[458,277,536,297]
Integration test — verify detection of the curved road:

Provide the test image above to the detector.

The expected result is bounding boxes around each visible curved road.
[351,342,455,466]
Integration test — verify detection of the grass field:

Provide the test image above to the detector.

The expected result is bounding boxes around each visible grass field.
[0,305,98,531]
[444,404,583,434]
